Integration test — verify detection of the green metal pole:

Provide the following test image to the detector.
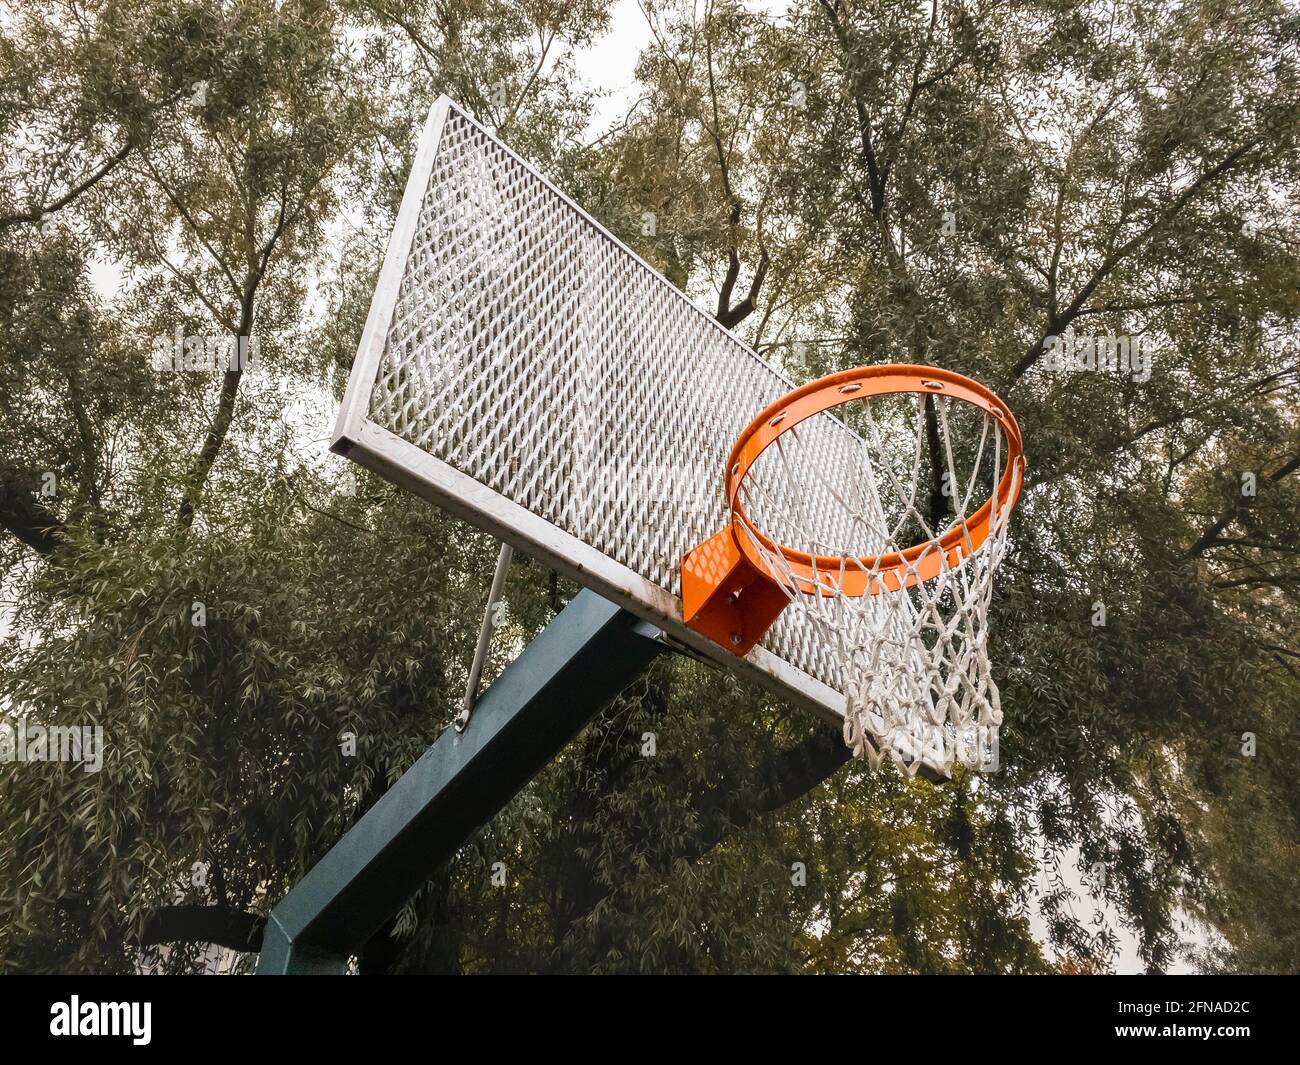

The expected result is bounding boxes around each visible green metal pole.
[256,591,666,973]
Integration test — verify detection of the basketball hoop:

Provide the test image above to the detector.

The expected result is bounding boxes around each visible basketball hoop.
[682,365,1024,777]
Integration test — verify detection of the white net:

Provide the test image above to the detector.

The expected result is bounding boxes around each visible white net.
[734,392,1019,776]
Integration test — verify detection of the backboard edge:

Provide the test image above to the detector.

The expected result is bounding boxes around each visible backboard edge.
[343,418,847,729]
[332,96,456,453]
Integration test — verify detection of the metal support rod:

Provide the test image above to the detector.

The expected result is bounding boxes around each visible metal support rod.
[456,542,513,731]
[256,590,666,974]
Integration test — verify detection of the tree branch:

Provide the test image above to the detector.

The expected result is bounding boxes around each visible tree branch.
[1006,139,1262,389]
[717,245,769,329]
[1184,452,1300,559]
[0,140,133,230]
[177,356,245,532]
[141,904,266,953]
[0,463,66,554]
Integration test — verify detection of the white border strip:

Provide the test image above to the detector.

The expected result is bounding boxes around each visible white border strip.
[332,97,453,449]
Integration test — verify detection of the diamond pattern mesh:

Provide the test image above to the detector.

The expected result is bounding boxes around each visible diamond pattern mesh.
[366,106,871,697]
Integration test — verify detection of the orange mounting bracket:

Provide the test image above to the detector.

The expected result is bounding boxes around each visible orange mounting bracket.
[681,527,791,655]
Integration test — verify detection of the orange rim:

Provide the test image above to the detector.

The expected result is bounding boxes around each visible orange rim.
[725,364,1025,596]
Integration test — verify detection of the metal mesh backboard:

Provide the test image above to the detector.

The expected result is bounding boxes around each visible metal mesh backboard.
[334,97,878,723]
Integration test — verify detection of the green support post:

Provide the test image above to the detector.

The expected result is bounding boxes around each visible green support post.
[256,590,666,973]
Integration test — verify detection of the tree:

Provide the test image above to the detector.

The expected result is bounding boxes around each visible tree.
[1,0,1296,974]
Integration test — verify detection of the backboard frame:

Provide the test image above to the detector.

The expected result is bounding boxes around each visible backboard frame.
[331,95,845,730]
